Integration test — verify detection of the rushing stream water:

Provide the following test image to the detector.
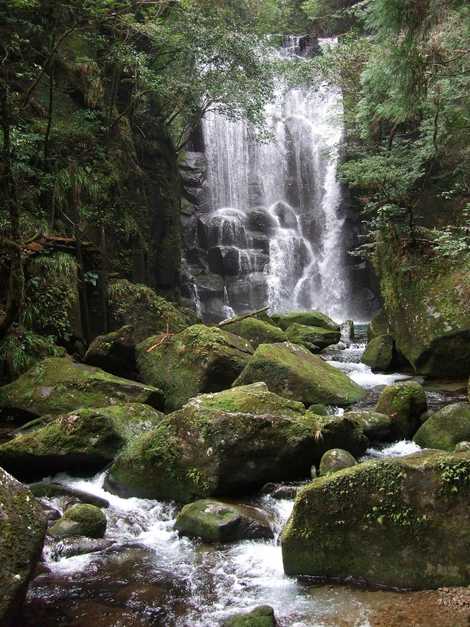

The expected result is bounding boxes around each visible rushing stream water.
[22,338,469,627]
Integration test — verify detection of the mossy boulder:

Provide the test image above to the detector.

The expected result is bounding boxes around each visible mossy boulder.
[0,467,46,627]
[270,311,339,332]
[225,317,287,348]
[84,325,137,379]
[106,383,363,502]
[413,403,470,451]
[108,279,196,343]
[0,357,164,421]
[375,381,427,439]
[0,404,164,480]
[344,410,393,442]
[282,450,470,589]
[49,503,106,539]
[174,499,273,543]
[319,448,357,475]
[286,323,340,351]
[107,384,369,502]
[361,335,394,372]
[374,233,470,377]
[222,606,277,627]
[233,342,365,407]
[136,324,253,411]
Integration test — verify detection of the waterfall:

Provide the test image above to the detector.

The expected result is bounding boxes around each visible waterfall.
[188,37,352,321]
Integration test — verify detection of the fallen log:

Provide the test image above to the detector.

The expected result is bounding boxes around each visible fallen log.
[218,306,270,328]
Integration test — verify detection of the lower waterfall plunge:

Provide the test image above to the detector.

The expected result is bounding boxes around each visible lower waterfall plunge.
[182,37,356,322]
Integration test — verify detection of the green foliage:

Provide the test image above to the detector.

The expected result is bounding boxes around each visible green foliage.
[0,329,62,380]
[24,252,78,341]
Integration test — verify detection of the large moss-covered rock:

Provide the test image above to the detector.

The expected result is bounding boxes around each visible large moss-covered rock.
[361,335,394,372]
[286,323,340,351]
[108,279,196,343]
[0,404,163,480]
[319,448,357,475]
[106,384,368,502]
[0,357,164,420]
[174,499,273,543]
[226,317,287,348]
[375,233,470,377]
[84,325,137,379]
[414,403,470,451]
[233,342,365,407]
[344,410,393,442]
[49,503,106,539]
[222,606,277,627]
[270,311,339,332]
[0,468,46,627]
[282,450,470,589]
[136,324,253,411]
[375,381,427,439]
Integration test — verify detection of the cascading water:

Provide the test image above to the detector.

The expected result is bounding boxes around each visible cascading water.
[192,37,351,320]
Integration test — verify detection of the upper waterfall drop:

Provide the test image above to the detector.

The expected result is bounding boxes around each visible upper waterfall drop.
[182,36,357,322]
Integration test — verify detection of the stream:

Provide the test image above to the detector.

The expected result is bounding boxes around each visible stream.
[22,335,469,627]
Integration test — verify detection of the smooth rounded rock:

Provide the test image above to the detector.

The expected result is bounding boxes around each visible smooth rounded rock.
[319,448,357,475]
[49,503,107,539]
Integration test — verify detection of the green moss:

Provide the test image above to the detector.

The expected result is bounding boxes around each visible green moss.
[375,381,427,438]
[49,503,106,539]
[282,451,470,589]
[0,468,46,623]
[233,342,365,407]
[136,324,253,411]
[374,231,470,376]
[270,311,340,331]
[0,403,164,480]
[227,317,286,348]
[361,335,394,372]
[0,357,164,418]
[108,279,195,343]
[414,402,470,451]
[286,323,340,351]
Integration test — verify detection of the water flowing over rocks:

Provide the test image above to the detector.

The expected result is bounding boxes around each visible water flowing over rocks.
[0,467,47,627]
[282,450,470,589]
[0,357,164,421]
[181,39,373,322]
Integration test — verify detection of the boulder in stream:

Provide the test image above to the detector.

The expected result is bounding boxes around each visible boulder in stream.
[319,448,357,475]
[136,324,253,411]
[0,403,164,480]
[225,317,287,348]
[222,605,277,627]
[361,335,395,372]
[106,383,368,502]
[286,323,340,351]
[270,311,339,332]
[344,410,393,442]
[49,503,107,539]
[282,450,470,589]
[413,402,470,451]
[0,357,164,421]
[375,381,427,439]
[233,342,365,407]
[0,467,47,627]
[175,499,273,543]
